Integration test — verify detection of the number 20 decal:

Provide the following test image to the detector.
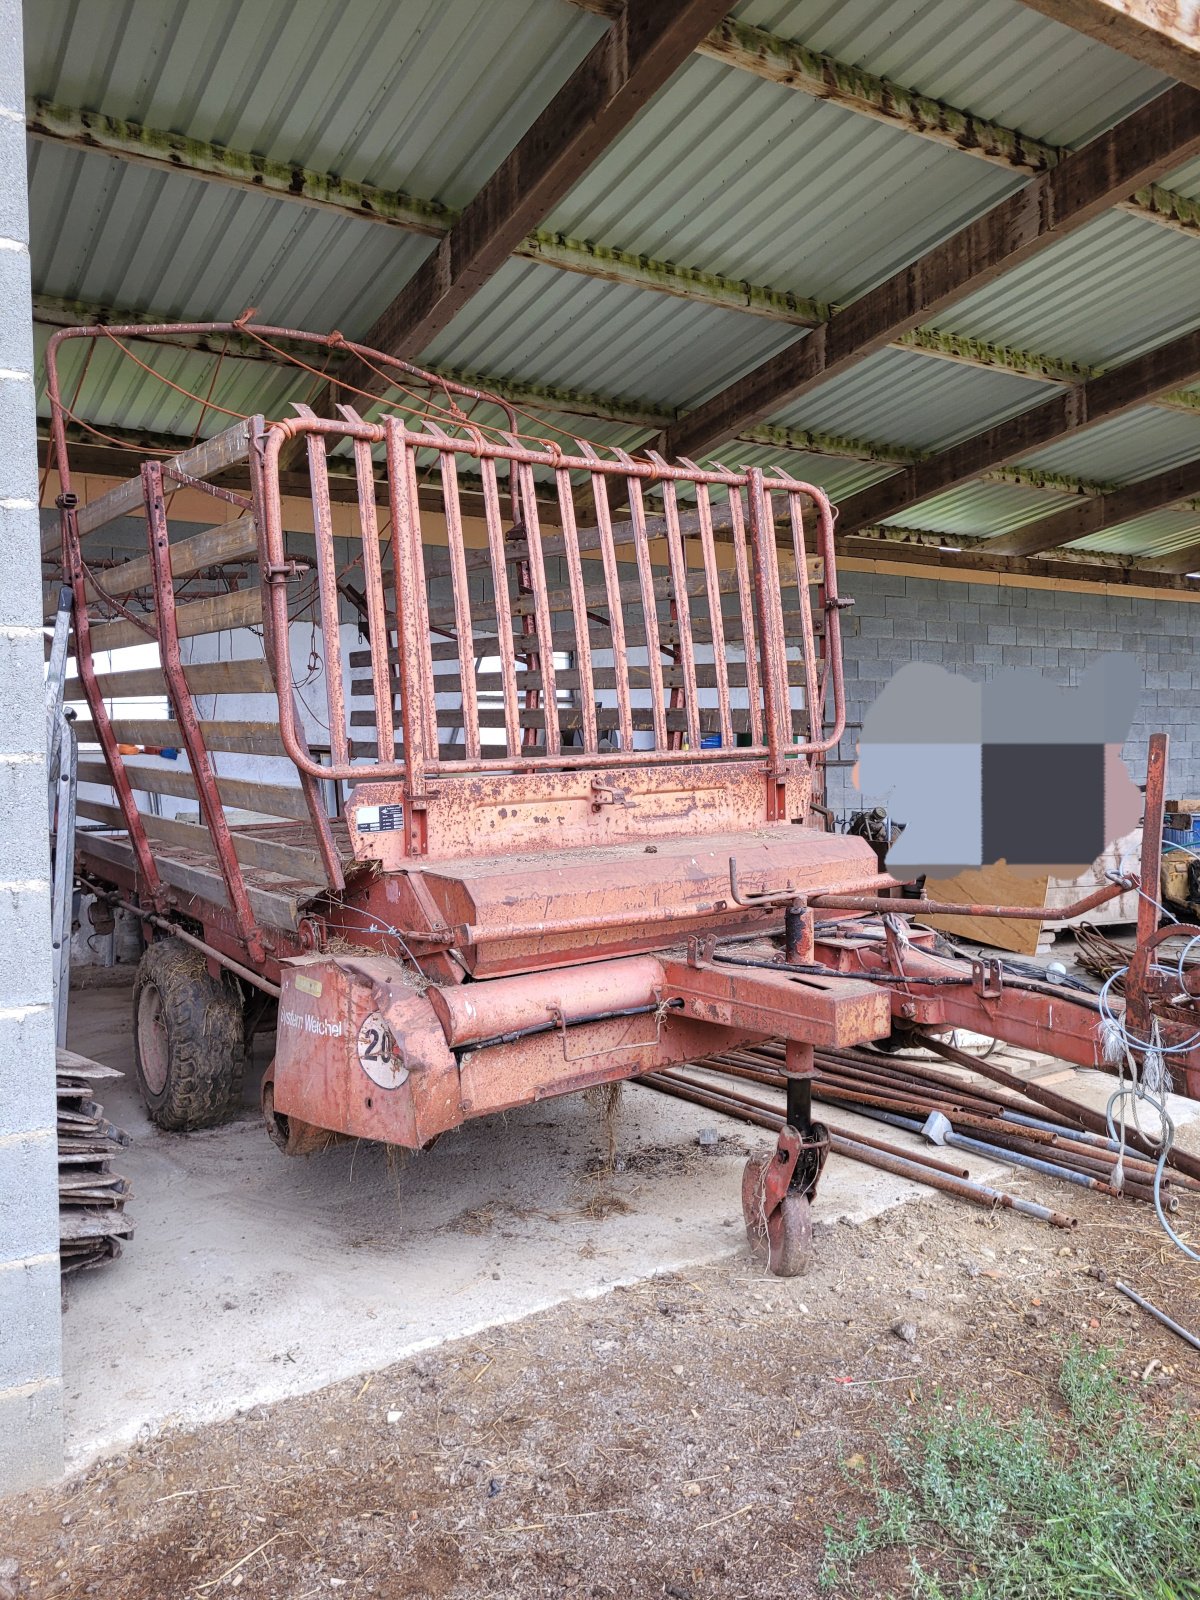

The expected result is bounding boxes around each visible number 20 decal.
[356,1011,408,1089]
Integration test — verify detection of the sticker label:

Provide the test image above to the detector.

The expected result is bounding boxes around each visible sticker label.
[279,1009,344,1039]
[294,974,323,998]
[356,804,404,834]
[357,1011,408,1089]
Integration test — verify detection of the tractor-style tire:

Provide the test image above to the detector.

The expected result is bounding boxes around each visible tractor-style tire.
[132,938,248,1131]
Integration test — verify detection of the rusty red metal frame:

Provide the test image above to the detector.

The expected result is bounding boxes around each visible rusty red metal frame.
[142,460,267,963]
[257,413,845,790]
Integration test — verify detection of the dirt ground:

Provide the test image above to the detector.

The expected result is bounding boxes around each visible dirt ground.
[5,1178,1200,1600]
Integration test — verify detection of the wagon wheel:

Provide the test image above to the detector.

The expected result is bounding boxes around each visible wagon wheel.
[133,937,248,1131]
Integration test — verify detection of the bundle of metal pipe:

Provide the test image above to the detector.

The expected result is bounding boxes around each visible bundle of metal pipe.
[637,1067,1077,1229]
[671,1032,1197,1212]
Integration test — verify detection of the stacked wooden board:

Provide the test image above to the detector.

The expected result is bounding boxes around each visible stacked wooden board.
[56,1047,133,1274]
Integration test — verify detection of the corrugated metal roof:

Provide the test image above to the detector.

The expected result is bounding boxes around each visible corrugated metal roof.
[25,0,604,209]
[1015,407,1200,483]
[421,257,801,412]
[28,142,438,334]
[879,478,1080,539]
[919,212,1200,370]
[22,0,1200,568]
[733,0,1170,149]
[768,346,1050,451]
[542,54,1020,301]
[1067,507,1200,559]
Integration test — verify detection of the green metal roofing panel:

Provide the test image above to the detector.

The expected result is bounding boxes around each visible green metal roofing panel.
[420,257,801,413]
[1015,408,1200,484]
[916,212,1200,371]
[879,478,1081,540]
[540,53,1021,303]
[1067,507,1200,559]
[28,142,438,335]
[26,0,604,210]
[733,0,1170,149]
[766,346,1051,452]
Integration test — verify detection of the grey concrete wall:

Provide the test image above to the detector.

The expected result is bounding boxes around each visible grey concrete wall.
[0,0,63,1492]
[829,569,1199,816]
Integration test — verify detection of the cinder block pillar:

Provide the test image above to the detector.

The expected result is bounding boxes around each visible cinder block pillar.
[0,0,64,1493]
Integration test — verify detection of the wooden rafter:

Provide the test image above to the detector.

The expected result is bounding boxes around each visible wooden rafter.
[664,84,1200,460]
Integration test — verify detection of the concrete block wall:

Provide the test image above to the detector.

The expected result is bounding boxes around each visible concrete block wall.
[829,568,1199,816]
[0,0,63,1494]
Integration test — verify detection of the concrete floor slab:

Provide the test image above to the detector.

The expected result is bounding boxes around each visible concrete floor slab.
[61,986,1047,1471]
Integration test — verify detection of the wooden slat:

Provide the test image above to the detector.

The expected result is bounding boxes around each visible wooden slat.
[77,829,308,930]
[356,662,771,696]
[74,656,277,702]
[73,718,286,756]
[76,757,312,822]
[95,514,258,596]
[74,420,250,537]
[88,585,263,656]
[77,797,326,884]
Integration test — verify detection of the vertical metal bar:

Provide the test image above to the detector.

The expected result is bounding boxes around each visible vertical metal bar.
[302,426,349,768]
[438,447,481,761]
[695,483,732,750]
[517,459,559,756]
[727,485,763,749]
[587,468,633,753]
[625,473,667,749]
[250,416,344,892]
[341,415,394,764]
[404,441,439,758]
[788,492,822,748]
[747,469,789,772]
[809,489,847,757]
[142,462,265,962]
[385,421,431,829]
[555,467,598,755]
[479,452,521,757]
[1139,732,1168,947]
[660,479,700,750]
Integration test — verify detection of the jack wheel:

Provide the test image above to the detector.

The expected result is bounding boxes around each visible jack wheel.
[768,1193,813,1278]
[133,937,247,1131]
[741,1154,816,1278]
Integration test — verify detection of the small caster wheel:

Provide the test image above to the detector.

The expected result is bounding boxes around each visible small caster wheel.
[767,1192,813,1278]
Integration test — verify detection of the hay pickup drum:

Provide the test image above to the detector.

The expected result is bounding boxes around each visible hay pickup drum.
[47,321,1200,1275]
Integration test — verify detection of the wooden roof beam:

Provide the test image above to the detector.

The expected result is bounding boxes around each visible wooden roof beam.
[1017,1,1200,90]
[664,83,1200,460]
[347,0,732,383]
[832,326,1200,537]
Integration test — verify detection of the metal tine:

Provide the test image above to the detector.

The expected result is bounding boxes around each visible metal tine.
[761,483,795,745]
[612,447,666,748]
[336,404,395,763]
[479,451,521,756]
[576,440,632,753]
[713,470,763,748]
[405,429,441,755]
[508,444,560,757]
[644,450,700,751]
[383,417,431,790]
[746,469,789,759]
[554,465,598,754]
[292,403,347,766]
[788,491,822,746]
[418,417,480,761]
[685,471,732,751]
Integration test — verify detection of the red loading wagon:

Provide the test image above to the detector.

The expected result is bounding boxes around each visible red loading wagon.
[47,322,1200,1276]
